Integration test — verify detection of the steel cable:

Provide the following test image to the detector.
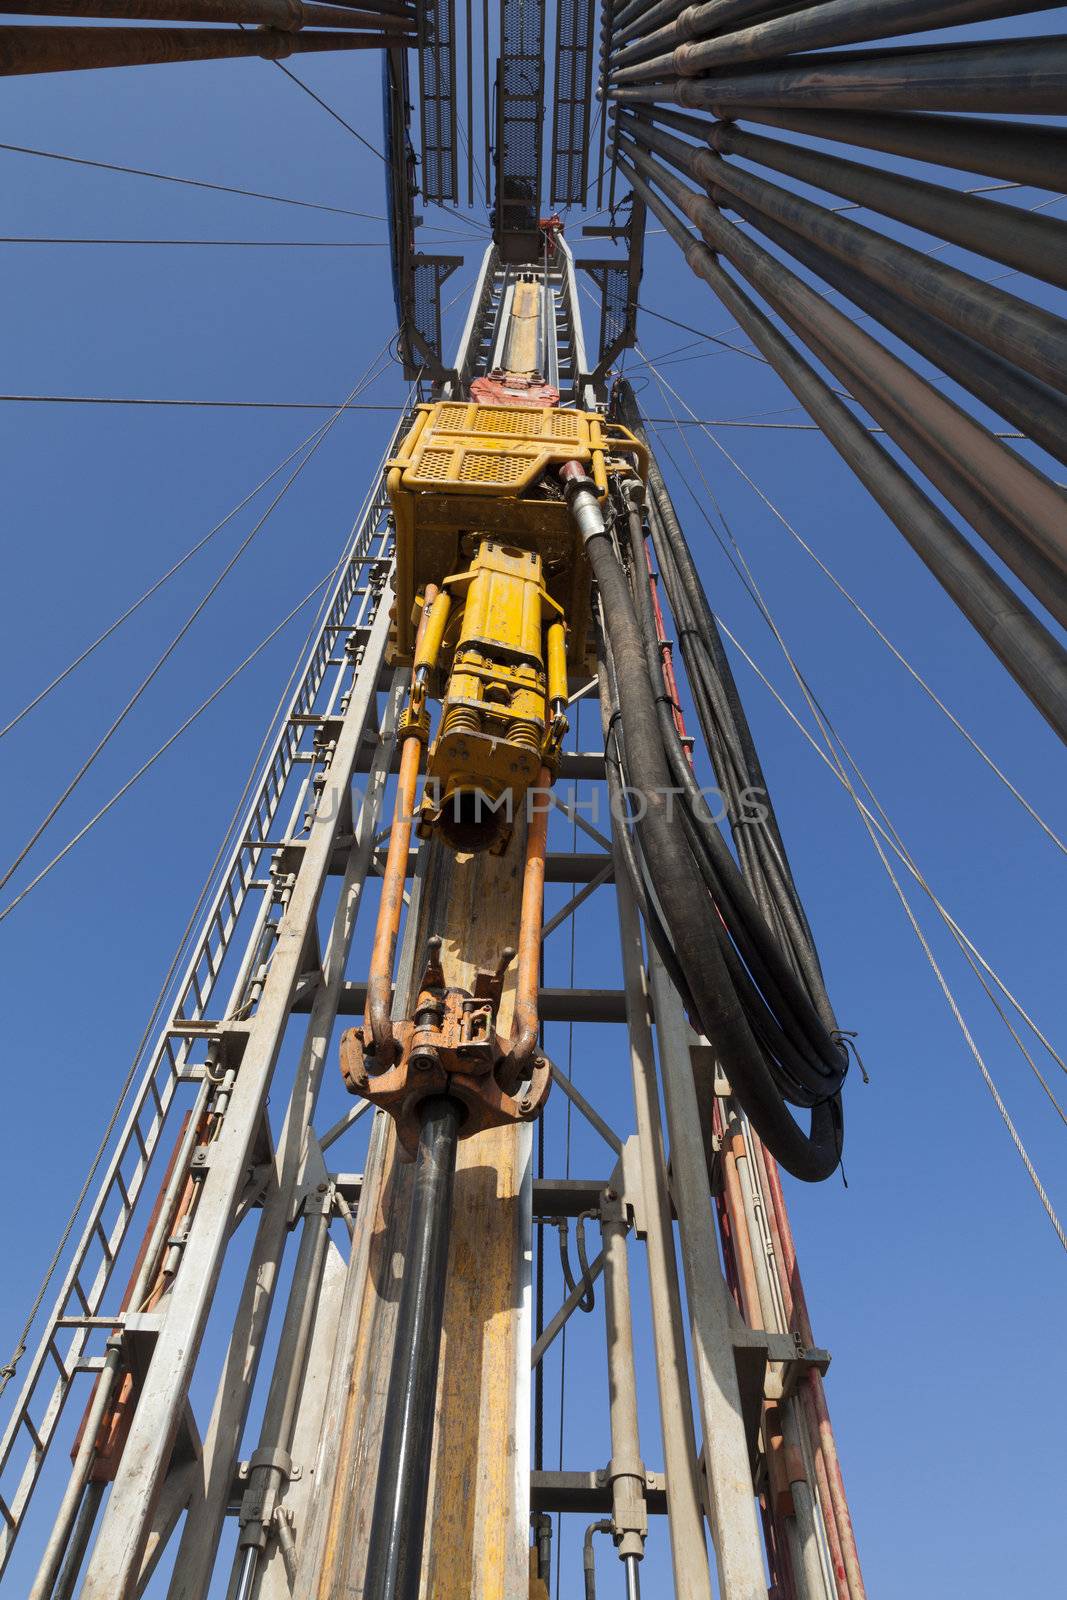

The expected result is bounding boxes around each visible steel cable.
[0,345,394,896]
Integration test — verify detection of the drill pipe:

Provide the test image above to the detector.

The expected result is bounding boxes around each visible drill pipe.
[702,117,1067,292]
[615,145,1067,739]
[627,109,1067,466]
[616,123,1067,567]
[694,105,1067,192]
[610,0,1059,74]
[363,1096,462,1600]
[609,34,1067,114]
[621,113,1067,397]
[0,23,404,71]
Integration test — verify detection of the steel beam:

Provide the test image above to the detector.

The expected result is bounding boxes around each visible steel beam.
[77,599,393,1598]
[646,952,770,1599]
[165,673,404,1600]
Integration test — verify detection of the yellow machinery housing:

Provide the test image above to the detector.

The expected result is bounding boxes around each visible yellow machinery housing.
[386,400,647,850]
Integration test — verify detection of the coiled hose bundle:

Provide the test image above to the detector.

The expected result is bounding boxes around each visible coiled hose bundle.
[566,386,848,1181]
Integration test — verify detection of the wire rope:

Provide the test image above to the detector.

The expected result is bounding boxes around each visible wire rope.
[0,396,396,743]
[642,358,1067,859]
[0,571,337,927]
[639,357,1067,1239]
[0,344,394,896]
[271,59,388,162]
[0,390,415,1398]
[0,141,386,220]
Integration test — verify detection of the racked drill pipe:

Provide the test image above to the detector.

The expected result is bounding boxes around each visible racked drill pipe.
[620,115,1067,399]
[609,34,1067,114]
[626,114,1067,468]
[698,106,1067,192]
[613,0,794,48]
[0,22,403,71]
[610,0,1059,73]
[615,146,1067,741]
[699,117,1067,292]
[615,126,1067,583]
[363,1096,462,1600]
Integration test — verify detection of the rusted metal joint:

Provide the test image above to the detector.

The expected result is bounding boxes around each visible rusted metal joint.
[340,937,551,1159]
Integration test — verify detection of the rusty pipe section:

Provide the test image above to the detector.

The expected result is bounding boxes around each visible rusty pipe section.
[365,585,438,1067]
[609,35,1067,115]
[615,131,1067,590]
[614,144,1067,740]
[0,22,404,72]
[691,106,1067,194]
[619,112,1067,399]
[609,0,1060,76]
[505,764,551,1077]
[0,0,416,25]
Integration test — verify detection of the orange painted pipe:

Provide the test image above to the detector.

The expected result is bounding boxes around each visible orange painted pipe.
[365,585,437,1065]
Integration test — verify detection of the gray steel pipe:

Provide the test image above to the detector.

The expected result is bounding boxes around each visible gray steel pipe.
[615,143,1067,741]
[0,23,403,72]
[618,118,1067,566]
[228,1195,333,1597]
[621,114,1067,399]
[703,118,1067,292]
[707,183,1067,474]
[627,111,1067,470]
[610,0,1059,75]
[797,318,1067,630]
[28,1344,123,1600]
[601,1194,647,1567]
[363,1097,461,1600]
[702,106,1067,192]
[618,123,1067,575]
[609,35,1067,113]
[614,0,803,49]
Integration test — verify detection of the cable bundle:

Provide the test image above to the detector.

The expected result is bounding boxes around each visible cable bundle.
[587,382,848,1180]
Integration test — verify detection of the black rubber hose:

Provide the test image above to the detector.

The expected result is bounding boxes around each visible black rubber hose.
[596,609,700,1017]
[570,474,842,1180]
[622,494,845,1103]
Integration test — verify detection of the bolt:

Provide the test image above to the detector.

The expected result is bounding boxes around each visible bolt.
[518,1096,533,1114]
[317,1182,328,1194]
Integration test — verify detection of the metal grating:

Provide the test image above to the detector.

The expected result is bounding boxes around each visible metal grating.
[407,252,461,379]
[598,262,629,365]
[419,0,459,203]
[494,0,547,259]
[550,0,595,206]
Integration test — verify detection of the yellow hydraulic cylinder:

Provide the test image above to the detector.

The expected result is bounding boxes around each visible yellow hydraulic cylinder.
[417,539,567,853]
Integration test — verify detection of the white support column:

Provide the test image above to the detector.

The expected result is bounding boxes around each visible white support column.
[79,597,394,1599]
[647,951,771,1600]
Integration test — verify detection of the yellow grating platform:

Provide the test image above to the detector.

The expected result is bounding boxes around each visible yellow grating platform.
[390,402,627,499]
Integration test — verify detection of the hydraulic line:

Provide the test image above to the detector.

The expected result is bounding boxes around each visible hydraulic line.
[565,462,844,1180]
[619,484,846,1102]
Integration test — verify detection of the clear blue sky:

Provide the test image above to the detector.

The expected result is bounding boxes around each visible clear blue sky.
[1,20,1066,1598]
